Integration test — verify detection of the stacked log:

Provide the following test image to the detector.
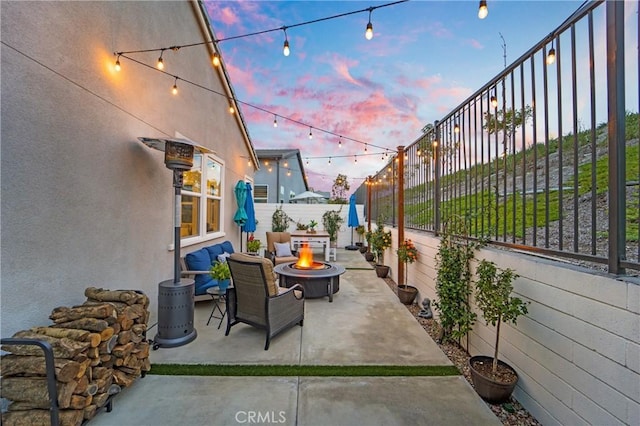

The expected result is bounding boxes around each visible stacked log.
[1,287,150,425]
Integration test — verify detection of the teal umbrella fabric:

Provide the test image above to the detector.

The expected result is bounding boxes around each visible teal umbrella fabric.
[347,194,360,228]
[233,180,248,226]
[242,182,256,233]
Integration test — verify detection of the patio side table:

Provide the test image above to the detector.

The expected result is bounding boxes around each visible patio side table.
[205,286,227,329]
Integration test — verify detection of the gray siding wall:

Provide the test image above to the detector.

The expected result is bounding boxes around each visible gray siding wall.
[1,1,253,336]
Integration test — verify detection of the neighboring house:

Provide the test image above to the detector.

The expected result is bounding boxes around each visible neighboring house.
[254,149,308,204]
[0,1,258,336]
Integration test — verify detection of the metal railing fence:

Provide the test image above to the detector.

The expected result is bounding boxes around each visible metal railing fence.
[368,0,638,274]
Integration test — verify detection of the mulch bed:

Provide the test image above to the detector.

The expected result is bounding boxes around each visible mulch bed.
[381,275,541,426]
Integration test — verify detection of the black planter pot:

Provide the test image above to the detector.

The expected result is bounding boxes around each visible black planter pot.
[364,252,375,261]
[359,245,368,253]
[375,264,389,278]
[397,285,418,305]
[468,355,518,403]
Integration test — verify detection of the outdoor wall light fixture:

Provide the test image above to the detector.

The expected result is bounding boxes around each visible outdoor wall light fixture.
[138,137,214,349]
[478,0,488,19]
[365,8,374,40]
[283,28,290,56]
[212,52,220,67]
[546,41,556,65]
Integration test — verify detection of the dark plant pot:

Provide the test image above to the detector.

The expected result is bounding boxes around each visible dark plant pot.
[468,355,518,403]
[397,285,418,305]
[355,242,364,247]
[364,252,375,261]
[375,264,389,278]
[359,245,368,253]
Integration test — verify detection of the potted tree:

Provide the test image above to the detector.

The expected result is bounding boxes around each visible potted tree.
[322,208,344,246]
[396,238,419,304]
[469,259,528,403]
[363,229,375,261]
[355,225,366,252]
[272,206,292,232]
[210,261,231,293]
[368,223,392,278]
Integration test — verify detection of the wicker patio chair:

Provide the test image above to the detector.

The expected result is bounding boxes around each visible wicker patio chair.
[226,253,304,350]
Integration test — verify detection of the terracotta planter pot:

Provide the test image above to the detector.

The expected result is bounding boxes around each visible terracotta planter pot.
[397,285,418,305]
[375,264,389,278]
[468,355,518,403]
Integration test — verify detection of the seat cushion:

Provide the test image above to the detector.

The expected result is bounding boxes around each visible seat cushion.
[230,252,278,297]
[185,248,214,292]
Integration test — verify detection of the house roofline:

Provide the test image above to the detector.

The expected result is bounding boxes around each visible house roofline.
[191,0,259,170]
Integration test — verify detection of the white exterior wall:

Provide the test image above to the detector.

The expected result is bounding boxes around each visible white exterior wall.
[1,1,254,336]
[384,228,639,425]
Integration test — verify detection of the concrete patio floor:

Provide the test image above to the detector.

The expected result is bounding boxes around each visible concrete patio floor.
[90,248,500,425]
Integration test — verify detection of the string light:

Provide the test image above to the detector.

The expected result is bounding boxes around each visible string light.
[283,28,290,57]
[273,115,278,128]
[287,170,291,176]
[308,127,313,139]
[354,155,358,164]
[454,123,460,133]
[328,157,332,165]
[365,8,374,40]
[338,137,342,148]
[364,143,368,153]
[490,92,498,108]
[268,166,273,172]
[171,77,178,95]
[546,40,556,65]
[283,161,288,167]
[306,158,309,166]
[229,103,235,114]
[114,55,121,72]
[478,0,488,19]
[212,52,220,67]
[156,50,165,70]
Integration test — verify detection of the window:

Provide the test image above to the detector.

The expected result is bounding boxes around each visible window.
[254,184,268,203]
[181,154,224,241]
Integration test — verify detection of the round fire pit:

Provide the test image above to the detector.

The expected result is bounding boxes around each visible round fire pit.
[274,262,345,302]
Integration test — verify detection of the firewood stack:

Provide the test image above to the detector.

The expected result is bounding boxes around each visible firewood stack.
[1,287,150,426]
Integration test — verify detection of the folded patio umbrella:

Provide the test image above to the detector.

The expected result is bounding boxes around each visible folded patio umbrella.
[345,194,359,250]
[242,182,256,234]
[233,180,248,227]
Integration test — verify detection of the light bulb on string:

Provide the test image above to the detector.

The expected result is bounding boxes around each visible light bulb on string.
[171,77,178,95]
[306,158,309,166]
[212,52,220,67]
[365,8,374,40]
[490,92,498,108]
[328,157,332,166]
[478,0,488,19]
[287,170,291,177]
[546,40,556,65]
[283,161,288,167]
[308,127,313,139]
[354,155,358,164]
[228,103,235,114]
[454,123,460,133]
[273,115,278,128]
[283,28,290,57]
[364,143,368,153]
[157,50,165,70]
[338,137,342,148]
[114,55,121,72]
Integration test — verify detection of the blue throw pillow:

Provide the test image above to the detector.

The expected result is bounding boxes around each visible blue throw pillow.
[220,241,235,254]
[185,248,214,294]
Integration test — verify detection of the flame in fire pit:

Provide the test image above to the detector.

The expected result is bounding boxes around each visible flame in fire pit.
[294,243,326,270]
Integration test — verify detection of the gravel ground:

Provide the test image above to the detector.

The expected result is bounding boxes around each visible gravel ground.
[382,276,541,426]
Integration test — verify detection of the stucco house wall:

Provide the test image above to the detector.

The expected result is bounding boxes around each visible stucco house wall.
[382,227,639,425]
[1,1,255,336]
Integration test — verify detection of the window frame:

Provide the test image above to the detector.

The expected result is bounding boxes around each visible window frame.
[179,153,225,248]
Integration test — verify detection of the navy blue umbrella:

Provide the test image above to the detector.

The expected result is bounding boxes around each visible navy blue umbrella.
[242,182,257,233]
[345,194,359,250]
